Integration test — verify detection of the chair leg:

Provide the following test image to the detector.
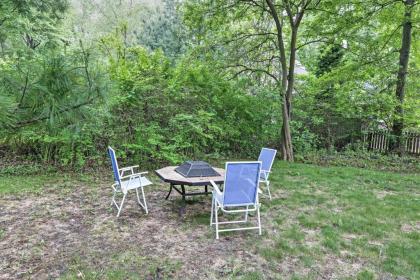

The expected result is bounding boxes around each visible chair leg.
[117,193,127,217]
[244,205,249,222]
[136,187,148,214]
[215,203,219,239]
[266,181,272,200]
[141,187,148,214]
[136,188,140,205]
[257,205,262,235]
[210,196,214,226]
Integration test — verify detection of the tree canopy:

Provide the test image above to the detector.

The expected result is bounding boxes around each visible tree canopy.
[0,0,418,167]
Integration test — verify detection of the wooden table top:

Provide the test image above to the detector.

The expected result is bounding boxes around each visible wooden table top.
[155,166,225,186]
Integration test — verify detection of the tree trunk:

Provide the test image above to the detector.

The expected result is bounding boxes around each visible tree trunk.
[281,97,294,160]
[266,0,294,161]
[392,0,414,153]
[279,28,299,162]
[286,28,298,118]
[279,25,300,162]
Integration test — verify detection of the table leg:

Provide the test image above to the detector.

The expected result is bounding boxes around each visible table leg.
[165,183,173,200]
[179,191,186,218]
[181,185,186,201]
[205,185,208,195]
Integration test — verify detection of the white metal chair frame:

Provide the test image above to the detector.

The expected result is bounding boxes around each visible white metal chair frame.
[209,161,262,239]
[108,147,150,217]
[258,148,277,200]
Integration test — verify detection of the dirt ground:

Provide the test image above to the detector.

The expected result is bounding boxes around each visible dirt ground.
[0,180,270,279]
[2,168,417,279]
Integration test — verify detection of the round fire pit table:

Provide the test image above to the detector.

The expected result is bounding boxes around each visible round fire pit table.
[155,166,225,201]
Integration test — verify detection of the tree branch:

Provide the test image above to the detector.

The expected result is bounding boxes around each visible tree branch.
[227,63,279,82]
[16,97,96,127]
[224,32,277,45]
[296,38,329,49]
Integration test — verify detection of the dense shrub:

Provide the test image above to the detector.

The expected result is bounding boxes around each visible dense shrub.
[298,148,420,173]
[1,2,418,171]
[103,40,281,167]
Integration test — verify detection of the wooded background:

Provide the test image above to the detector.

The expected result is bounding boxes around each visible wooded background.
[0,0,418,168]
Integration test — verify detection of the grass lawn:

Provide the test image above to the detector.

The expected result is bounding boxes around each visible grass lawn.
[0,161,419,279]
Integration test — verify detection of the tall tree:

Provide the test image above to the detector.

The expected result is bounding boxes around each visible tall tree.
[0,0,68,51]
[184,0,321,161]
[0,0,105,130]
[0,0,69,128]
[300,0,419,143]
[135,0,187,59]
[392,0,415,152]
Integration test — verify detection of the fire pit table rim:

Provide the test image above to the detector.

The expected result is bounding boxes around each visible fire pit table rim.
[155,165,225,200]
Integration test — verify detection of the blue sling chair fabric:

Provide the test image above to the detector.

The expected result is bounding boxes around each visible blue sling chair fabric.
[108,146,152,217]
[210,161,262,239]
[257,148,277,199]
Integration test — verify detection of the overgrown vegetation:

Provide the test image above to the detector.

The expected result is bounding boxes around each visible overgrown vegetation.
[0,0,418,169]
[298,149,420,173]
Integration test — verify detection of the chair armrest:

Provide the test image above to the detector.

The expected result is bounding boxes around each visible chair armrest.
[120,171,148,181]
[210,180,223,196]
[119,165,139,172]
[119,165,140,176]
[133,171,148,177]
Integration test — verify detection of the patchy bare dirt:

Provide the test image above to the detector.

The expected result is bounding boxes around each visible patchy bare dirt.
[0,174,408,280]
[400,222,420,233]
[0,180,269,279]
[375,190,397,199]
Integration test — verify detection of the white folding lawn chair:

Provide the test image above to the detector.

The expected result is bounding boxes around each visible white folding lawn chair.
[108,146,152,217]
[210,161,262,239]
[258,148,277,200]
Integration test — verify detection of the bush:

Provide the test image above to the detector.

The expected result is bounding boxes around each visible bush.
[103,40,281,167]
[298,148,420,173]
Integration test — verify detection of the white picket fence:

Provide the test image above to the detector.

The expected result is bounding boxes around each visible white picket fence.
[363,131,420,154]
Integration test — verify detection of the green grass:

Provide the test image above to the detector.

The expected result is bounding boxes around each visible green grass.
[261,161,420,279]
[0,174,60,194]
[1,160,419,279]
[0,173,96,194]
[60,252,181,280]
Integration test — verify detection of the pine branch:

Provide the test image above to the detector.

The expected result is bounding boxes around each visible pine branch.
[16,97,96,127]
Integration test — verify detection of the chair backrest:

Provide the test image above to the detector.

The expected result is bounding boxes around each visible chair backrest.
[258,148,277,172]
[108,146,121,185]
[223,162,261,206]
